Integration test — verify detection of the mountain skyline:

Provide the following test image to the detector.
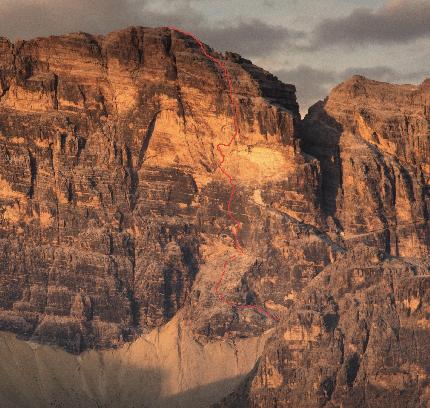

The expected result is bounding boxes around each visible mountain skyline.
[0,0,429,115]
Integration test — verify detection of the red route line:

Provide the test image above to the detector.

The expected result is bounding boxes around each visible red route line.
[168,26,279,322]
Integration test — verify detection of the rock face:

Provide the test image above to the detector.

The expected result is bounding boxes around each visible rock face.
[218,76,430,407]
[0,26,429,408]
[0,26,308,353]
[302,76,430,259]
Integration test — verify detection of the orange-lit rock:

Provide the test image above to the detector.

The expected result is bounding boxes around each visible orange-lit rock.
[0,27,429,408]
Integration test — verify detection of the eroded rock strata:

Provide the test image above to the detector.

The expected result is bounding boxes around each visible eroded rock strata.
[0,27,429,407]
[218,76,430,408]
[0,26,307,352]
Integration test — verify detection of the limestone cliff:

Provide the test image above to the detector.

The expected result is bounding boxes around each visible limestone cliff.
[0,26,313,352]
[0,26,429,408]
[218,76,430,408]
[302,75,430,259]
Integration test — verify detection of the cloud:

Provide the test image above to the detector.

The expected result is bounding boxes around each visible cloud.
[273,65,336,114]
[311,0,430,47]
[341,66,397,82]
[275,64,428,115]
[0,0,301,59]
[199,20,302,58]
[0,0,145,40]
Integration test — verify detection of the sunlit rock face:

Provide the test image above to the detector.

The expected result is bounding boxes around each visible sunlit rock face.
[0,26,429,408]
[0,26,319,354]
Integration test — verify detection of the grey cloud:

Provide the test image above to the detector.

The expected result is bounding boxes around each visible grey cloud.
[0,0,300,59]
[130,1,204,31]
[140,9,301,58]
[273,65,337,114]
[341,66,397,81]
[312,0,430,47]
[0,0,145,40]
[199,20,302,58]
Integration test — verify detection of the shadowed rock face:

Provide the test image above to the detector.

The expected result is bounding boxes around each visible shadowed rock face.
[301,76,430,260]
[0,26,429,408]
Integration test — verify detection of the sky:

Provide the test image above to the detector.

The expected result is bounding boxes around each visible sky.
[0,0,429,116]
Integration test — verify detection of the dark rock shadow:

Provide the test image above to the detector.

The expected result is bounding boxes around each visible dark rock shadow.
[228,52,299,117]
[301,100,343,223]
[221,52,301,149]
[157,375,248,408]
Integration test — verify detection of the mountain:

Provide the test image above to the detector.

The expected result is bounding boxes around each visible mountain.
[0,26,429,408]
[217,74,430,408]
